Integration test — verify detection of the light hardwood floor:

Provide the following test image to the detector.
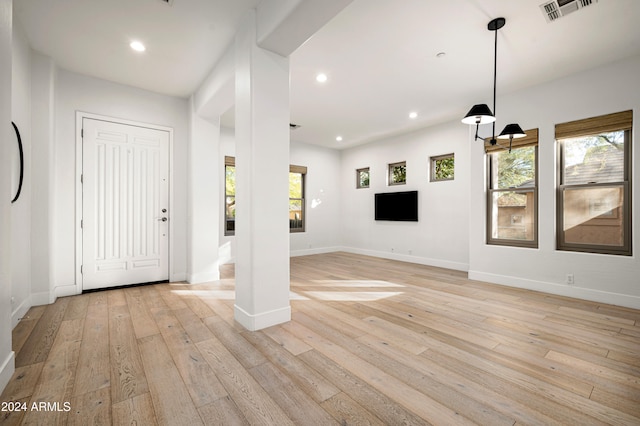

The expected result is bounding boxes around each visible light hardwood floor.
[2,252,639,425]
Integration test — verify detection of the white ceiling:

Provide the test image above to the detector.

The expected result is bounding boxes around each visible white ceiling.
[14,0,640,149]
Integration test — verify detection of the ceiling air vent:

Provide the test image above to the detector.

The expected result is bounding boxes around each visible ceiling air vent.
[540,0,597,23]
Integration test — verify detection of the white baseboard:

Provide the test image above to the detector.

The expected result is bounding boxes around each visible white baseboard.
[55,284,80,299]
[338,246,469,272]
[469,270,640,310]
[11,296,32,329]
[187,271,220,284]
[31,290,54,307]
[0,350,15,395]
[170,272,187,282]
[233,304,291,331]
[290,246,343,257]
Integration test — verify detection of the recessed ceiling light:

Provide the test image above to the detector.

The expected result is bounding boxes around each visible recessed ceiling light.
[130,41,146,52]
[316,73,328,83]
[336,136,343,142]
[409,112,418,119]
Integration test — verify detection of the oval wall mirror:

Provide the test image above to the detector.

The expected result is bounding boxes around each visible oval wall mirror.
[11,121,24,203]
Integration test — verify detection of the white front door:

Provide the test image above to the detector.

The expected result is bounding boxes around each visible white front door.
[82,118,169,290]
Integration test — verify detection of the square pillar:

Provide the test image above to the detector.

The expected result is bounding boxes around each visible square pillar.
[187,98,221,283]
[233,10,291,331]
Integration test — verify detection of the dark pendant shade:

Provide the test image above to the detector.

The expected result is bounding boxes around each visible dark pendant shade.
[461,17,525,146]
[497,123,526,139]
[461,104,495,125]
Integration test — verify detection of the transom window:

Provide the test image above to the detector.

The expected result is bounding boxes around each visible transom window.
[430,154,455,182]
[388,161,406,186]
[486,129,538,248]
[356,167,370,189]
[556,111,632,255]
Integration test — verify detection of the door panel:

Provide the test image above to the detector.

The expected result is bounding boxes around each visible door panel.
[82,118,169,290]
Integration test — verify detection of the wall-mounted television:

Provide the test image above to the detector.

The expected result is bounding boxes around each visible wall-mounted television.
[374,190,418,221]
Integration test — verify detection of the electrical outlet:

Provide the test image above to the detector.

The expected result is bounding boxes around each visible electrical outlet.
[11,296,15,305]
[391,247,395,253]
[566,274,574,285]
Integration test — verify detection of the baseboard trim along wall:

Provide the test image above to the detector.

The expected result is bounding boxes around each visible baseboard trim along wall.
[339,246,469,272]
[0,351,15,395]
[290,246,343,257]
[30,290,54,308]
[469,270,640,310]
[187,271,220,284]
[11,296,31,329]
[233,304,291,331]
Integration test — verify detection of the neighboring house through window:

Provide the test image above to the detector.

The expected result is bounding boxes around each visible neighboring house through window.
[486,129,539,247]
[556,110,632,255]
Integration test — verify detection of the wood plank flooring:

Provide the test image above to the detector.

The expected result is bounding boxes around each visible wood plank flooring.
[2,252,639,425]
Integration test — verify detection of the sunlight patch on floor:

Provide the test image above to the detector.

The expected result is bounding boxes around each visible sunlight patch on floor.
[302,291,403,301]
[170,289,235,300]
[311,279,405,288]
[169,280,405,302]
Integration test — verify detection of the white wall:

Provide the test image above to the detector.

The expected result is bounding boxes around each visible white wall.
[0,0,14,393]
[219,131,342,261]
[10,16,31,326]
[340,121,470,271]
[52,69,189,295]
[469,54,640,309]
[290,140,342,255]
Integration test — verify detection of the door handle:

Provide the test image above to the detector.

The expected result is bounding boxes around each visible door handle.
[157,217,168,222]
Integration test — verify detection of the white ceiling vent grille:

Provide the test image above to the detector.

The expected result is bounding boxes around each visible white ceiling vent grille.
[540,0,597,23]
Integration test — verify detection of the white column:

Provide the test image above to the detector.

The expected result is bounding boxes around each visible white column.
[30,52,56,305]
[187,97,221,283]
[234,9,291,331]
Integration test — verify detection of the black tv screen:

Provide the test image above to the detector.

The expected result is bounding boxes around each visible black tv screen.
[374,191,418,221]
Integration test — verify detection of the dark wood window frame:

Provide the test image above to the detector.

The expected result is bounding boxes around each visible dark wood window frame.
[556,110,632,256]
[485,129,539,248]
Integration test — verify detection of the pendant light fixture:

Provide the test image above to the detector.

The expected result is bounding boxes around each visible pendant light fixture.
[462,17,525,150]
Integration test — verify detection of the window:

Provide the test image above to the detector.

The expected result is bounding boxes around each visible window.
[388,161,406,186]
[356,167,370,189]
[486,129,538,247]
[224,156,236,236]
[556,111,632,255]
[289,165,307,232]
[431,154,455,182]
